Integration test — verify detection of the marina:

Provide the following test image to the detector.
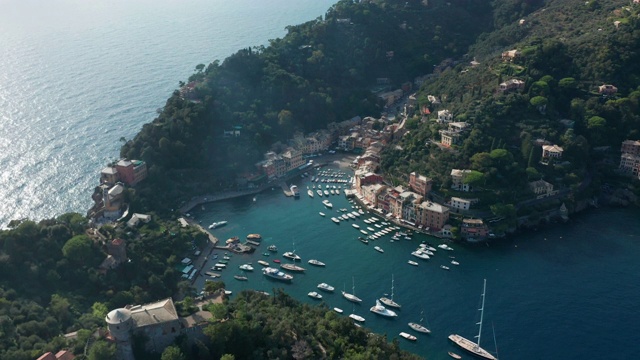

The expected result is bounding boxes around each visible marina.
[191,166,640,360]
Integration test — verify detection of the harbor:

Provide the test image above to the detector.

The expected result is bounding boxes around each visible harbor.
[192,163,640,360]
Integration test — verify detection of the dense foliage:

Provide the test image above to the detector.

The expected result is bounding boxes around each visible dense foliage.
[0,214,207,359]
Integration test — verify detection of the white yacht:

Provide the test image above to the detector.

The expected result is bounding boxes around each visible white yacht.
[399,332,417,341]
[342,278,362,303]
[308,259,326,267]
[331,217,340,224]
[374,246,384,253]
[379,274,401,308]
[308,291,322,300]
[322,199,333,208]
[370,300,397,318]
[239,264,254,271]
[317,283,335,292]
[407,260,419,266]
[283,251,301,261]
[349,314,365,322]
[352,224,360,229]
[411,250,430,260]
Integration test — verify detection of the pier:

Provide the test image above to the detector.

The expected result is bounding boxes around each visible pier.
[281,182,293,197]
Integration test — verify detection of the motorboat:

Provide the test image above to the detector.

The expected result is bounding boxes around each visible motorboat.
[411,250,430,260]
[407,260,419,266]
[257,260,269,267]
[359,237,369,244]
[352,224,360,229]
[399,332,417,341]
[448,352,462,359]
[317,189,323,197]
[438,244,454,251]
[268,245,277,252]
[374,246,384,253]
[283,251,301,261]
[213,263,226,268]
[349,314,365,322]
[262,267,293,282]
[360,229,368,235]
[331,217,340,224]
[307,189,314,198]
[280,263,306,272]
[451,260,460,265]
[324,190,330,196]
[367,227,375,232]
[308,259,326,267]
[308,291,323,300]
[208,221,228,229]
[317,283,335,292]
[319,212,325,217]
[239,264,254,271]
[441,265,450,270]
[322,199,333,208]
[370,300,397,317]
[290,185,300,198]
[234,275,248,281]
[334,307,344,314]
[273,259,281,263]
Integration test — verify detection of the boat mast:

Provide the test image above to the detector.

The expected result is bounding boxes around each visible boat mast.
[352,276,356,296]
[475,279,487,349]
[390,274,394,300]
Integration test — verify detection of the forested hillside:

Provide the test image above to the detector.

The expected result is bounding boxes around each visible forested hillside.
[381,0,640,230]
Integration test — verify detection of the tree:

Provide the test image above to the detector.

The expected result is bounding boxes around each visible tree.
[220,355,236,360]
[195,64,205,72]
[463,170,485,187]
[61,235,93,263]
[161,345,186,360]
[529,96,548,113]
[88,341,116,360]
[587,116,606,129]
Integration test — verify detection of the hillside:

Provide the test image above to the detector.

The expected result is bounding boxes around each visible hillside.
[381,0,640,230]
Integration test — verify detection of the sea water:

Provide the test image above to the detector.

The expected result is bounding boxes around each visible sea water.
[194,168,640,360]
[0,0,335,227]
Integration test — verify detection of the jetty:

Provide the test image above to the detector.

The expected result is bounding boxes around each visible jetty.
[281,182,293,197]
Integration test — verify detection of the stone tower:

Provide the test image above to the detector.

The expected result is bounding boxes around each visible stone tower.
[105,308,134,360]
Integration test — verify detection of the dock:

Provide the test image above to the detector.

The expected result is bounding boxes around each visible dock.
[280,182,293,197]
[246,240,261,246]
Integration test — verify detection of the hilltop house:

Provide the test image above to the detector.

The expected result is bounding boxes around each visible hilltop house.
[439,121,469,147]
[529,179,554,196]
[409,172,433,197]
[499,79,525,93]
[542,145,563,159]
[450,169,473,192]
[437,109,453,123]
[598,84,618,95]
[501,49,521,61]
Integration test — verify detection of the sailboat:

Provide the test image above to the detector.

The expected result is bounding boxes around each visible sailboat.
[408,310,431,334]
[380,274,401,308]
[342,277,362,303]
[448,279,497,360]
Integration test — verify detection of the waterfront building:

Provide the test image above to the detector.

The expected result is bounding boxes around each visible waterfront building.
[354,169,383,191]
[361,183,387,207]
[621,140,640,156]
[100,166,119,186]
[415,200,449,230]
[619,153,640,177]
[282,148,304,171]
[409,172,433,196]
[103,184,124,220]
[450,169,473,192]
[115,159,148,186]
[339,135,356,150]
[105,298,212,360]
[461,218,490,241]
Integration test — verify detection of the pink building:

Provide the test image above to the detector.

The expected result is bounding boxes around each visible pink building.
[115,159,148,186]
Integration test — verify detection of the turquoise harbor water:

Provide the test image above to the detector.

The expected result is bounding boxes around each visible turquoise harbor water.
[193,165,640,360]
[0,0,335,227]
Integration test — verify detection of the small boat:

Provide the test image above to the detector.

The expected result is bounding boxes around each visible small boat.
[218,259,229,264]
[438,244,454,251]
[408,322,431,334]
[411,251,430,260]
[367,227,375,232]
[283,251,302,261]
[448,352,462,359]
[322,199,333,208]
[370,300,398,317]
[317,283,335,292]
[273,259,281,263]
[208,221,228,229]
[331,217,340,224]
[223,256,231,260]
[352,224,360,229]
[239,264,254,271]
[257,260,269,266]
[319,212,325,217]
[324,190,330,196]
[213,263,226,268]
[268,245,277,252]
[374,246,384,253]
[407,260,419,266]
[234,275,248,281]
[308,291,323,299]
[360,229,368,235]
[334,307,344,314]
[290,184,300,198]
[359,237,369,244]
[317,189,323,197]
[262,252,270,256]
[349,314,365,322]
[441,265,450,270]
[308,259,326,267]
[399,332,417,341]
[451,260,460,265]
[280,263,306,272]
